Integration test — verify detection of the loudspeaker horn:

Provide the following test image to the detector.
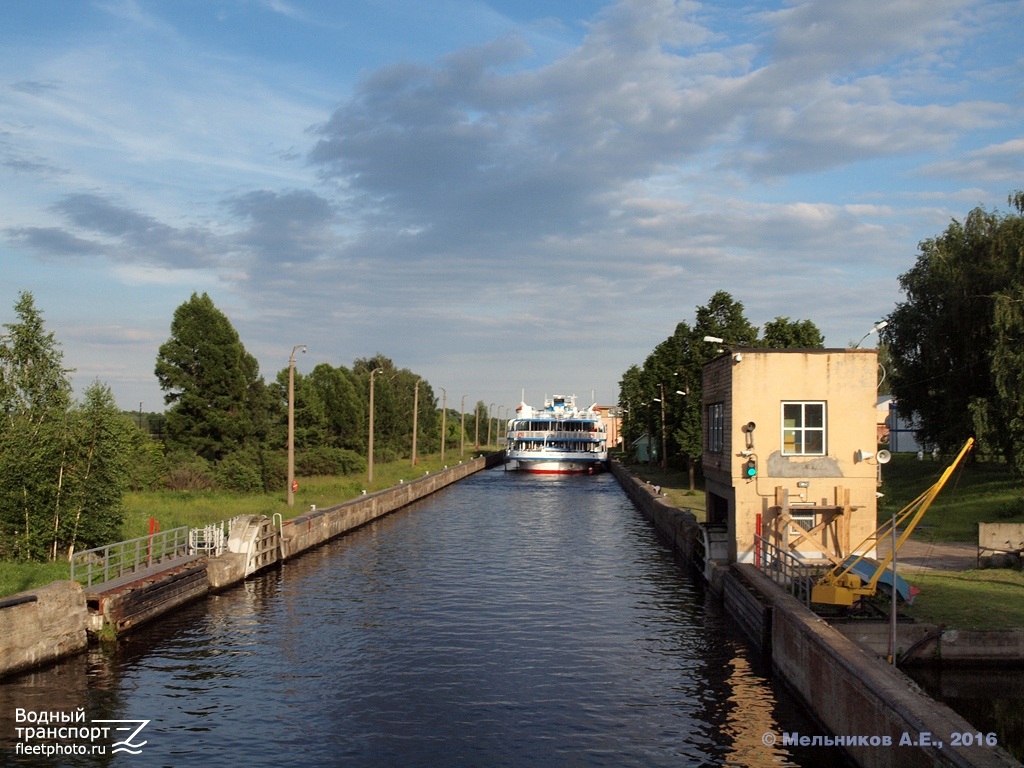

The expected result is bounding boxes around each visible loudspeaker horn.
[876,449,892,464]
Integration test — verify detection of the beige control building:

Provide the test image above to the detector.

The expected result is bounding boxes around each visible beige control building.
[702,348,882,565]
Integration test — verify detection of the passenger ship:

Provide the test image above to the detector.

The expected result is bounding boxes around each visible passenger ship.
[505,395,608,474]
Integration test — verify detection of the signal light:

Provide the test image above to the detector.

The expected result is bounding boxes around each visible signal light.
[745,456,757,479]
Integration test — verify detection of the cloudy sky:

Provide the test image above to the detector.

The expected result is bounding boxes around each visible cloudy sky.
[1,0,1021,416]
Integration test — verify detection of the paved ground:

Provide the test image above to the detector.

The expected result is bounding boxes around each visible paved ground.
[874,536,978,572]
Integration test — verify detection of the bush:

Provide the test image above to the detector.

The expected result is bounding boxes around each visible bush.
[296,446,366,476]
[161,452,215,491]
[213,448,265,494]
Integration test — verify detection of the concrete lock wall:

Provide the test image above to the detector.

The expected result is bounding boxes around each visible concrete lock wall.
[0,582,89,679]
[610,459,1022,768]
[736,564,1019,768]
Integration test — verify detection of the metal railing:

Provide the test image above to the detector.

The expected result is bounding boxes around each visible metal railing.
[71,526,191,588]
[753,533,823,608]
[189,522,229,557]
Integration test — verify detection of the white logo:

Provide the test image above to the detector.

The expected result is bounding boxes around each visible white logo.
[93,719,150,754]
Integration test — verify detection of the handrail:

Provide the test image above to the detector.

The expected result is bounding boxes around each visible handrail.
[71,526,191,588]
[753,533,822,608]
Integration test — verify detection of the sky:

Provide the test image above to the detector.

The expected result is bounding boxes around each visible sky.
[1,0,1022,418]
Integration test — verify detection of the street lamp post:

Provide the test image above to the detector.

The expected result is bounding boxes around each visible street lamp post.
[659,383,667,469]
[487,403,495,447]
[440,387,447,461]
[460,395,467,457]
[411,378,420,467]
[652,384,687,470]
[368,367,382,484]
[287,344,307,507]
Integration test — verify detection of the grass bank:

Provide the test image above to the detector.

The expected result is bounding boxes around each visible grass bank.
[0,450,495,597]
[619,460,707,521]
[905,569,1024,629]
[878,452,1022,541]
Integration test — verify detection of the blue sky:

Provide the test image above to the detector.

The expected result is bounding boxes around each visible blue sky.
[2,0,1022,417]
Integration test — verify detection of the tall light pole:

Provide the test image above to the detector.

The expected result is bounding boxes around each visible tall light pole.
[460,394,467,457]
[411,378,420,467]
[440,387,447,461]
[652,384,687,470]
[487,403,495,447]
[368,367,382,484]
[287,344,307,506]
[657,383,667,469]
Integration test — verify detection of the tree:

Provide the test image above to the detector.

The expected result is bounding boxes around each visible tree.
[619,291,823,489]
[0,294,134,560]
[883,194,1024,466]
[155,293,264,462]
[0,292,75,559]
[0,291,72,422]
[761,317,825,348]
[59,383,137,557]
[307,363,363,451]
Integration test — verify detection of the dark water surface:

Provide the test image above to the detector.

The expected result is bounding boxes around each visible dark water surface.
[2,469,848,767]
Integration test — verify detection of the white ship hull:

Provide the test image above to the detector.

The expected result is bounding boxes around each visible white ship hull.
[507,453,607,475]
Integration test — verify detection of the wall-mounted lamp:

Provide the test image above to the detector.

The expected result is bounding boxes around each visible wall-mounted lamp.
[797,481,810,489]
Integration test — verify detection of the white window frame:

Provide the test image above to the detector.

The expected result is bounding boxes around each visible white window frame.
[781,401,826,456]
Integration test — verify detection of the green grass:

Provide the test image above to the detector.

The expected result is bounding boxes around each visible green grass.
[878,452,1023,542]
[621,460,707,522]
[0,449,496,597]
[0,561,70,597]
[905,569,1024,629]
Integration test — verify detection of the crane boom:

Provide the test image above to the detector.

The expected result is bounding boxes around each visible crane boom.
[811,438,974,607]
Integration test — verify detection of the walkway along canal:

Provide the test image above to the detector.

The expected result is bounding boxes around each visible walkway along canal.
[1,468,847,767]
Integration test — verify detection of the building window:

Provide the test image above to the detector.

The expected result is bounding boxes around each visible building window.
[707,402,724,454]
[782,402,826,455]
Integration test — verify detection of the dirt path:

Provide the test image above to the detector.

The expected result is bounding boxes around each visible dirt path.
[874,536,977,572]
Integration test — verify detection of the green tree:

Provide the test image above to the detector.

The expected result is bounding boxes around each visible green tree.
[307,363,363,451]
[0,292,74,559]
[883,195,1024,465]
[0,295,134,560]
[761,317,825,348]
[59,382,137,557]
[990,193,1024,472]
[0,291,72,421]
[155,293,265,462]
[619,291,823,489]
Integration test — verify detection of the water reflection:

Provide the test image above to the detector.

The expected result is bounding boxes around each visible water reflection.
[3,470,848,767]
[907,666,1024,761]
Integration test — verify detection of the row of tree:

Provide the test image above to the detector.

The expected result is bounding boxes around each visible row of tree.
[1,290,484,562]
[884,192,1024,472]
[0,293,142,560]
[618,290,824,488]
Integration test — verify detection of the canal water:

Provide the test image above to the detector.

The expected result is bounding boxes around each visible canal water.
[2,469,851,767]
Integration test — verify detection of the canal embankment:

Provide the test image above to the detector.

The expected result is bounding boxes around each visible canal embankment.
[0,454,502,679]
[609,459,1022,768]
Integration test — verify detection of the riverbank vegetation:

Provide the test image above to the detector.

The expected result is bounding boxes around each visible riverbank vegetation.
[878,452,1022,542]
[0,290,493,568]
[905,569,1024,630]
[0,450,498,597]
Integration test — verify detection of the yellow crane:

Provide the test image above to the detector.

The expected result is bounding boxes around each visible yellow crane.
[811,438,974,608]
